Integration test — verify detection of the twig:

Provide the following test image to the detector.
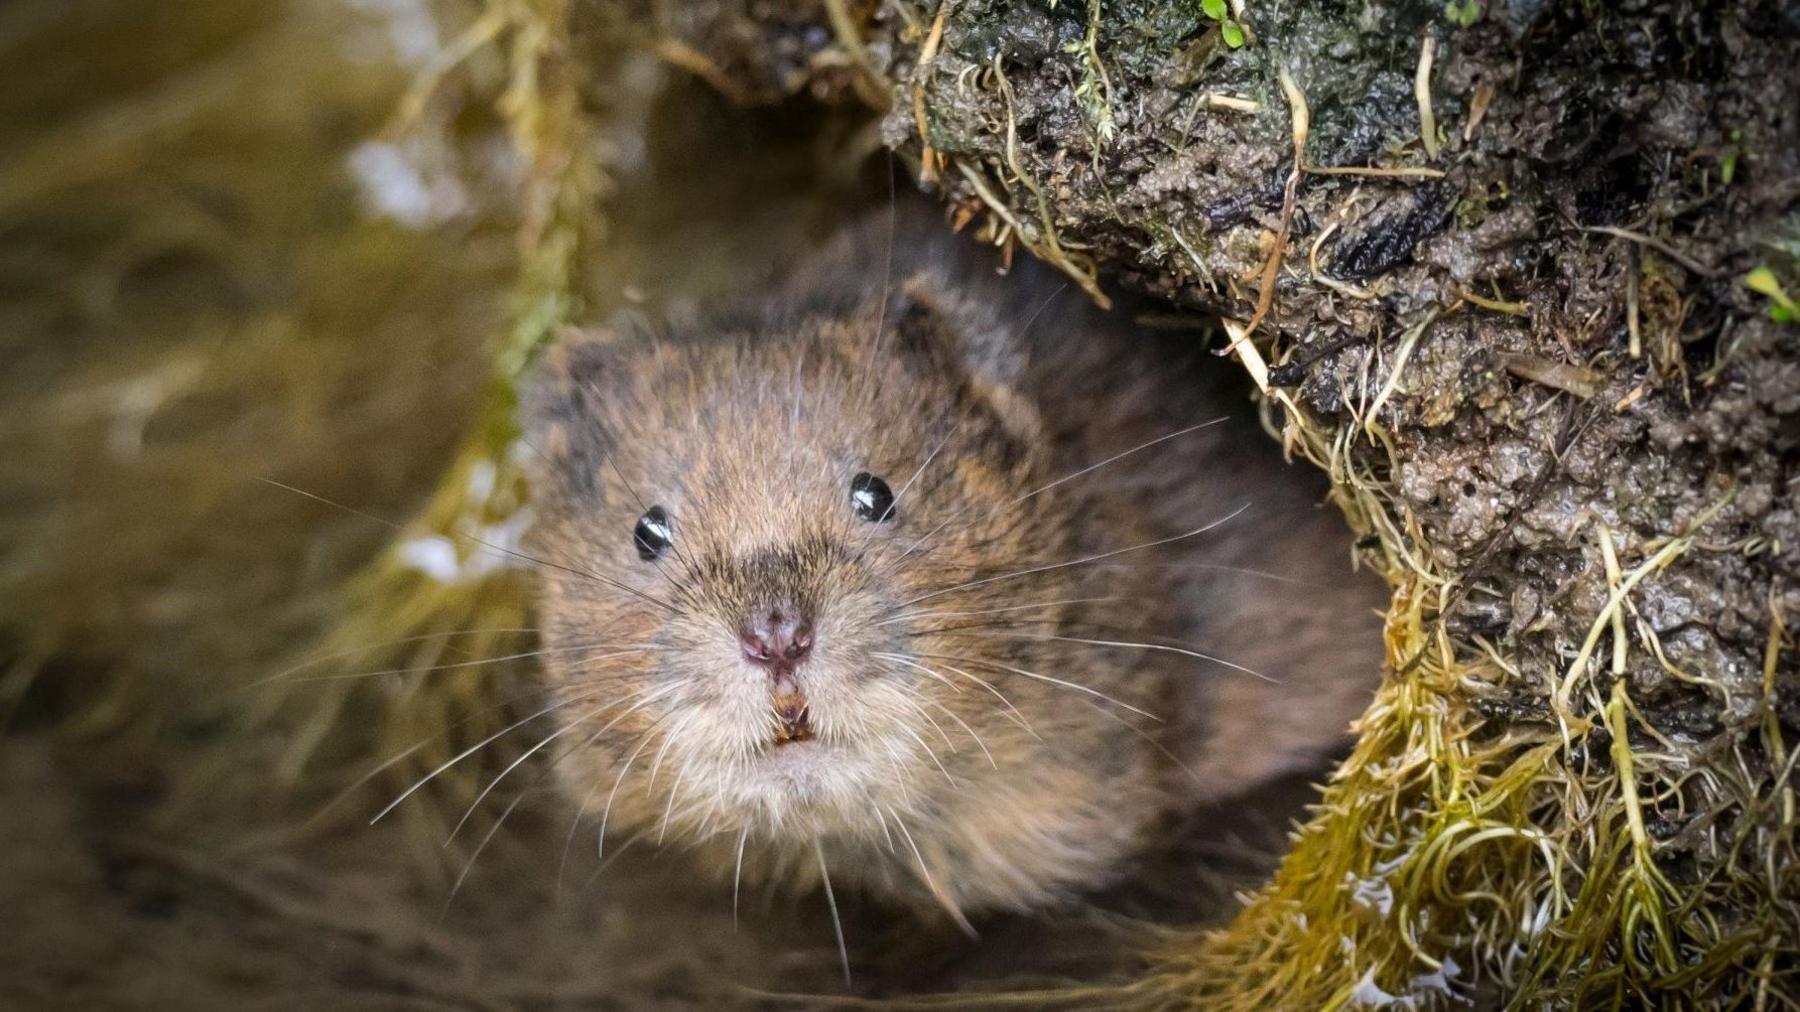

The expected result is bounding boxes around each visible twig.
[955,162,1110,307]
[654,41,755,105]
[1582,224,1726,279]
[1364,309,1440,430]
[1305,164,1446,179]
[1236,62,1308,344]
[1464,81,1494,141]
[1201,92,1261,113]
[1310,220,1377,300]
[1458,286,1527,316]
[1626,243,1643,357]
[1556,535,1695,714]
[1415,35,1439,160]
[912,3,949,182]
[1502,353,1599,400]
[823,0,893,110]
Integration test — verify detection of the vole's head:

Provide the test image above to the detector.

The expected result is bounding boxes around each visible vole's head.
[524,276,1087,846]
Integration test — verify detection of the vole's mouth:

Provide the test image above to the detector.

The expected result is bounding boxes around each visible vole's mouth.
[772,716,814,747]
[771,691,813,747]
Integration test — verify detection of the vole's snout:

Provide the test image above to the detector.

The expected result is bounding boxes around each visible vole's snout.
[741,604,816,745]
[739,605,813,673]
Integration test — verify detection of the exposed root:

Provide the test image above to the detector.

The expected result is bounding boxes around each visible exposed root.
[1414,35,1439,161]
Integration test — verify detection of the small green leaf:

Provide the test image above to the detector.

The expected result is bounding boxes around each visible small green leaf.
[1747,266,1797,326]
[1444,0,1482,27]
[1746,266,1795,307]
[1221,19,1246,47]
[1201,0,1227,19]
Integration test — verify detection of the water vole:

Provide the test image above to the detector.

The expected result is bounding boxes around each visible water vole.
[523,208,1385,924]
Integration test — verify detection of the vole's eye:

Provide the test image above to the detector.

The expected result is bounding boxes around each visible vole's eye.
[633,506,673,560]
[850,472,896,523]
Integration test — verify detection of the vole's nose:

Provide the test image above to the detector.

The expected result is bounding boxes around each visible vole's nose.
[740,606,813,671]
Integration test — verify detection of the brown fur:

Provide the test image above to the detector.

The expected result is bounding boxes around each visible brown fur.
[522,210,1386,920]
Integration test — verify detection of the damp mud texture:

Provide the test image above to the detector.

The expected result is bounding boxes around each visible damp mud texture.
[612,0,1800,1006]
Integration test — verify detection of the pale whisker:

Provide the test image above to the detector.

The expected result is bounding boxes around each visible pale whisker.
[814,838,852,988]
[732,825,749,931]
[956,631,1278,684]
[599,720,668,857]
[918,651,1159,721]
[657,764,688,844]
[445,700,615,846]
[255,476,685,616]
[898,503,1252,609]
[899,417,1228,558]
[873,653,1037,739]
[290,645,654,686]
[889,806,976,938]
[875,595,1120,628]
[927,700,997,769]
[371,694,596,825]
[906,700,960,757]
[442,789,529,919]
[249,627,547,688]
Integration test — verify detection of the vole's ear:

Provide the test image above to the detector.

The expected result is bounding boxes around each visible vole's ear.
[887,273,1045,449]
[521,322,635,498]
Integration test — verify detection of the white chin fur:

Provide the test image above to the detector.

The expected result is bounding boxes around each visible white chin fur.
[707,736,905,833]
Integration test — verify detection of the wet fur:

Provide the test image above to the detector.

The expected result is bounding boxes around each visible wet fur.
[523,209,1386,920]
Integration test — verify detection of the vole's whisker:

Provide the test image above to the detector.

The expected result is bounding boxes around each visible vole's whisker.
[249,627,547,688]
[559,646,667,678]
[872,652,963,694]
[732,825,749,931]
[1078,697,1207,790]
[372,693,599,825]
[875,595,1120,627]
[558,773,609,897]
[860,426,958,554]
[256,477,686,616]
[899,417,1228,559]
[547,685,682,885]
[1080,559,1321,586]
[445,700,616,846]
[927,700,996,769]
[899,503,1251,608]
[900,724,957,788]
[897,616,1072,638]
[580,830,646,894]
[918,651,1159,721]
[467,683,677,861]
[951,631,1277,684]
[657,764,687,844]
[873,652,1036,738]
[889,806,976,938]
[901,699,959,757]
[869,803,899,855]
[599,717,670,858]
[646,709,696,793]
[441,788,530,921]
[814,837,852,988]
[289,644,653,686]
[876,739,916,802]
[547,683,677,766]
[305,679,588,833]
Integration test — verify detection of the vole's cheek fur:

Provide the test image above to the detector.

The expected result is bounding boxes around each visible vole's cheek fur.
[522,210,1385,921]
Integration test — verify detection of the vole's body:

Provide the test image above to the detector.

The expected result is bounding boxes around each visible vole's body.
[525,212,1385,920]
